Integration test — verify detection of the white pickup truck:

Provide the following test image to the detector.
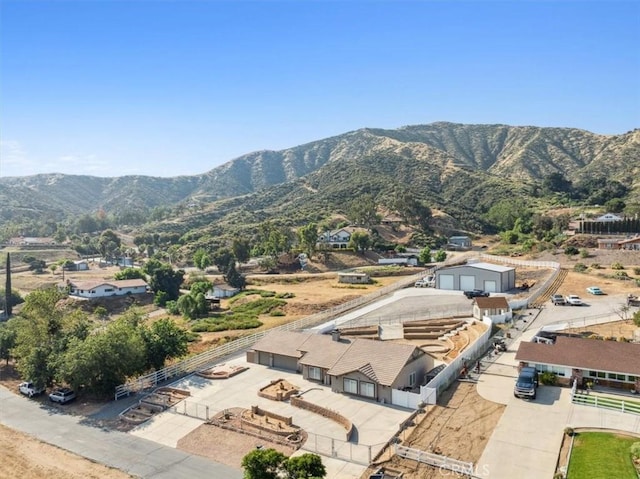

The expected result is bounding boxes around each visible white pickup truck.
[19,381,45,398]
[565,294,583,306]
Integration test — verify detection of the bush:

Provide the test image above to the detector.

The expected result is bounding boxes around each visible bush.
[573,263,588,273]
[613,271,630,280]
[630,442,640,460]
[564,246,579,256]
[579,248,589,258]
[611,262,625,270]
[590,263,601,269]
[564,427,575,437]
[633,267,640,276]
[540,371,557,385]
[269,310,285,317]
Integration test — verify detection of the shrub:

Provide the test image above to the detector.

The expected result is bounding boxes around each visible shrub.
[540,371,557,385]
[611,262,625,270]
[564,246,579,256]
[590,263,601,269]
[269,310,285,317]
[564,427,575,437]
[579,248,589,258]
[613,271,630,280]
[573,263,588,273]
[633,267,640,275]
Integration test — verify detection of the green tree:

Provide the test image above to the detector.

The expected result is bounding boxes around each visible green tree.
[241,448,286,479]
[225,263,247,290]
[347,194,379,229]
[434,250,447,262]
[348,231,371,253]
[419,247,431,264]
[148,264,185,303]
[633,310,640,328]
[298,223,319,259]
[283,454,326,479]
[232,238,251,264]
[604,198,626,213]
[177,294,198,319]
[190,280,213,296]
[142,318,188,370]
[485,199,531,232]
[97,229,122,262]
[213,248,236,275]
[0,322,17,365]
[193,248,212,270]
[114,267,146,280]
[392,192,432,233]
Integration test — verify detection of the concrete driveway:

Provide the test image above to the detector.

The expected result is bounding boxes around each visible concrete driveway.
[131,355,412,478]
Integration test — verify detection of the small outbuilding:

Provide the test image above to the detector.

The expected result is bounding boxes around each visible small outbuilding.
[447,236,472,251]
[206,283,240,299]
[435,262,515,293]
[473,296,512,323]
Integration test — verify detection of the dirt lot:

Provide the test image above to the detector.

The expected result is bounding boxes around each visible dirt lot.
[0,423,133,479]
[363,381,505,479]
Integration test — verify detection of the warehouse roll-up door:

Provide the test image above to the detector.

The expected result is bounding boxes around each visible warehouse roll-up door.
[460,275,475,291]
[484,280,497,293]
[439,274,454,290]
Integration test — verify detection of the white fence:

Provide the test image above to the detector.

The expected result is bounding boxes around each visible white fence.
[115,271,425,399]
[169,399,212,420]
[391,386,436,409]
[423,317,493,399]
[394,444,474,475]
[572,393,640,416]
[302,432,381,466]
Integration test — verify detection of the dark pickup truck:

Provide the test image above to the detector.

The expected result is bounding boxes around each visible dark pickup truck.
[463,289,490,299]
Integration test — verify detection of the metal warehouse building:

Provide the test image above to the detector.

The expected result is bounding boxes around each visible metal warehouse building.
[435,262,516,293]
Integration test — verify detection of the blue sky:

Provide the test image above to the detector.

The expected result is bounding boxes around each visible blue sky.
[1,1,638,178]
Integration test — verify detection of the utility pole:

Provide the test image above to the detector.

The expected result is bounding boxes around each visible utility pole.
[5,252,12,317]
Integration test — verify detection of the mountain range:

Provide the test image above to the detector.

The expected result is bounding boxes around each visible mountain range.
[2,122,638,237]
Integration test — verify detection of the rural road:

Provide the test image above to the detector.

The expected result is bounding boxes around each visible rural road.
[0,386,243,479]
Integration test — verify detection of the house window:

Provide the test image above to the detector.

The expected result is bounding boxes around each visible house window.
[308,367,322,381]
[628,376,637,382]
[344,378,358,395]
[588,371,606,379]
[360,381,375,398]
[408,371,417,387]
[608,373,626,381]
[104,288,114,293]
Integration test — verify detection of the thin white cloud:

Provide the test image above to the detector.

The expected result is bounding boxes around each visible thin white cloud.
[0,140,39,177]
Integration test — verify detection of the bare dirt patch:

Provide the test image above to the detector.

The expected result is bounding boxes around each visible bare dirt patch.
[0,423,134,479]
[560,319,638,341]
[177,407,302,469]
[364,382,505,479]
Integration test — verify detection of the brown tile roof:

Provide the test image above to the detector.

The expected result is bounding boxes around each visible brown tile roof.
[252,330,422,386]
[515,336,640,376]
[251,331,312,358]
[326,339,422,386]
[297,334,351,369]
[66,279,148,290]
[475,296,509,309]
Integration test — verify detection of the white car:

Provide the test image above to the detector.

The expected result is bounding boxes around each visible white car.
[19,381,45,398]
[415,276,434,288]
[565,295,583,306]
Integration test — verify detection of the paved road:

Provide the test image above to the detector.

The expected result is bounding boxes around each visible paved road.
[0,386,242,479]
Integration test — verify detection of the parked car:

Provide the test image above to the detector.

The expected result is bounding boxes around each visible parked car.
[565,294,583,306]
[514,366,538,399]
[464,289,490,299]
[18,381,45,398]
[550,294,566,306]
[586,286,604,295]
[415,276,434,288]
[49,387,76,404]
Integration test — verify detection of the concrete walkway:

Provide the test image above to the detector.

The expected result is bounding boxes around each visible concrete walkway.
[0,386,242,479]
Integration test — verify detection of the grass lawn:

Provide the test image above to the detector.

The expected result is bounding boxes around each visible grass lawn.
[567,432,638,479]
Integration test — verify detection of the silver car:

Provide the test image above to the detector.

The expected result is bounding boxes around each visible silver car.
[49,387,76,404]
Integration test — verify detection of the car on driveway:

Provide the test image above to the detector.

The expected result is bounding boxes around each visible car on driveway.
[586,286,604,295]
[19,381,45,398]
[464,289,490,299]
[415,276,434,287]
[49,387,76,404]
[565,294,583,306]
[550,294,566,305]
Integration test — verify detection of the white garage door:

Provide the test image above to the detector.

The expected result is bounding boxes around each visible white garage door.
[484,280,497,293]
[460,275,476,291]
[439,274,454,290]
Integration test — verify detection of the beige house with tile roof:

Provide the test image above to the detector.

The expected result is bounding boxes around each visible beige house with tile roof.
[247,330,433,404]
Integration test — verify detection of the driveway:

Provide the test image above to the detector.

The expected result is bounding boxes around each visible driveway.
[0,386,242,479]
[131,355,412,478]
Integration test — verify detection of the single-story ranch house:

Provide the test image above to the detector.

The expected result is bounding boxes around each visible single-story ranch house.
[247,330,434,404]
[597,235,640,251]
[515,335,640,392]
[61,279,148,299]
[435,262,515,293]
